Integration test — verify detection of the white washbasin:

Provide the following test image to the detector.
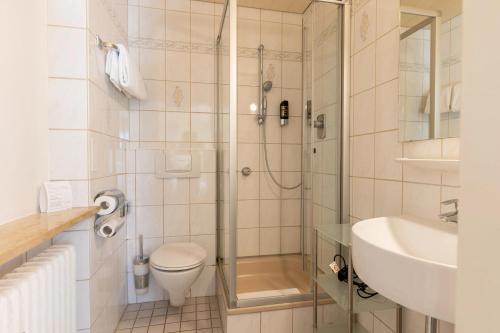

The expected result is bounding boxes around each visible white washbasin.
[351,216,457,323]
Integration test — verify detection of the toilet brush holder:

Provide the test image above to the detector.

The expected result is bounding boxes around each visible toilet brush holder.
[133,256,150,295]
[134,234,149,295]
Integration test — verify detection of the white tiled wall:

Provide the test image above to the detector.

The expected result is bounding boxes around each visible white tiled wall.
[126,0,222,304]
[235,7,303,257]
[223,304,343,333]
[350,0,458,332]
[47,0,129,331]
[125,2,303,304]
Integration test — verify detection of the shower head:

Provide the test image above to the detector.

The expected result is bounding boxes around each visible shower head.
[263,80,273,92]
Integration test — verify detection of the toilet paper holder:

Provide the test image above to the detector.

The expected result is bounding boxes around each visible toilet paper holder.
[93,189,128,238]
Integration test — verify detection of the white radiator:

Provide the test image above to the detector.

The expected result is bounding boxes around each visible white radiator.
[0,245,76,333]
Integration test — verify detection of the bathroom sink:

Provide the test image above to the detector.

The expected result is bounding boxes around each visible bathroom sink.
[351,216,457,323]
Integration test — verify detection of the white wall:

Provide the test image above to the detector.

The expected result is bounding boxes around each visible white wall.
[0,0,48,225]
[456,0,500,331]
[47,0,129,331]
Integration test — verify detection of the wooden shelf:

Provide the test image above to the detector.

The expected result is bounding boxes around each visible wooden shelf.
[0,207,99,264]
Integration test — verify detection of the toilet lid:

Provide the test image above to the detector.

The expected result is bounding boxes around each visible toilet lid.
[150,242,207,271]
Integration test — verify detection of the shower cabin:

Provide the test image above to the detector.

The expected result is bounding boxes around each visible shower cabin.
[215,0,350,309]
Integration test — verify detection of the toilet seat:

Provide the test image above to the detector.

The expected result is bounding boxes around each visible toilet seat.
[150,242,207,272]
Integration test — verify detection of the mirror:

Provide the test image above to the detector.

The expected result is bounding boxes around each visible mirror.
[399,0,462,142]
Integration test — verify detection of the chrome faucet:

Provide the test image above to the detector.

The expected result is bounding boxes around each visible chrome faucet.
[439,199,458,223]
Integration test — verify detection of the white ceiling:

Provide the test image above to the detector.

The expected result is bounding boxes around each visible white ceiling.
[200,0,312,14]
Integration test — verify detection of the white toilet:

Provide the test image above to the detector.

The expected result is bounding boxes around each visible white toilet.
[150,242,207,307]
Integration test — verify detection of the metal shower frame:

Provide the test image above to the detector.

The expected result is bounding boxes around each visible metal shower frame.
[215,0,352,310]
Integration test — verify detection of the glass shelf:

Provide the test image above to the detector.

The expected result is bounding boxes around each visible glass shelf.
[315,223,352,247]
[314,273,397,314]
[315,322,369,333]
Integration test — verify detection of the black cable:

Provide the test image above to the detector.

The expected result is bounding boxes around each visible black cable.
[332,254,378,299]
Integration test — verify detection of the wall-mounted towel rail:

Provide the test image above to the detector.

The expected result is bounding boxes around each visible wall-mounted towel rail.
[96,34,118,50]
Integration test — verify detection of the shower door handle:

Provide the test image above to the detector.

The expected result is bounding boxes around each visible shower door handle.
[313,117,324,129]
[314,114,326,139]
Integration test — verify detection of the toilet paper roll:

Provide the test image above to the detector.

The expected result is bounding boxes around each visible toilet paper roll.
[94,195,119,216]
[96,216,124,238]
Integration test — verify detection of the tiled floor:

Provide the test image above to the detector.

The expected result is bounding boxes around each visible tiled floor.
[115,296,222,333]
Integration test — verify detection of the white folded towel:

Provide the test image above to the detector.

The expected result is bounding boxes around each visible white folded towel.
[105,48,121,91]
[423,85,452,114]
[117,44,148,100]
[105,44,148,100]
[450,82,461,112]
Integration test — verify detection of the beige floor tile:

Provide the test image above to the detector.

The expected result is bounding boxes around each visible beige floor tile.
[164,322,181,333]
[166,314,181,323]
[211,318,221,328]
[181,320,197,331]
[117,319,135,330]
[196,329,212,333]
[122,311,138,320]
[134,317,151,328]
[131,327,148,333]
[116,299,221,333]
[197,311,210,320]
[150,316,166,326]
[196,304,209,312]
[182,312,196,321]
[138,310,153,318]
[153,308,168,316]
[183,304,196,313]
[147,325,164,333]
[197,319,211,329]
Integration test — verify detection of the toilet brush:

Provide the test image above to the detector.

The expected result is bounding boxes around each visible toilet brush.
[134,234,150,295]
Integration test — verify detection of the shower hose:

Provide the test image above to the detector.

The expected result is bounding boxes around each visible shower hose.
[261,120,302,190]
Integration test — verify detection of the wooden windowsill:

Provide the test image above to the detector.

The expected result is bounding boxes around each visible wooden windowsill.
[0,207,99,265]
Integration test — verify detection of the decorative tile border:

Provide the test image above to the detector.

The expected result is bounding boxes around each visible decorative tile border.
[401,56,461,73]
[400,62,430,73]
[99,0,127,40]
[129,38,303,62]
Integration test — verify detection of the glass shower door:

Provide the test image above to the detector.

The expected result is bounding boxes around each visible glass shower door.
[216,0,237,306]
[302,1,344,276]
